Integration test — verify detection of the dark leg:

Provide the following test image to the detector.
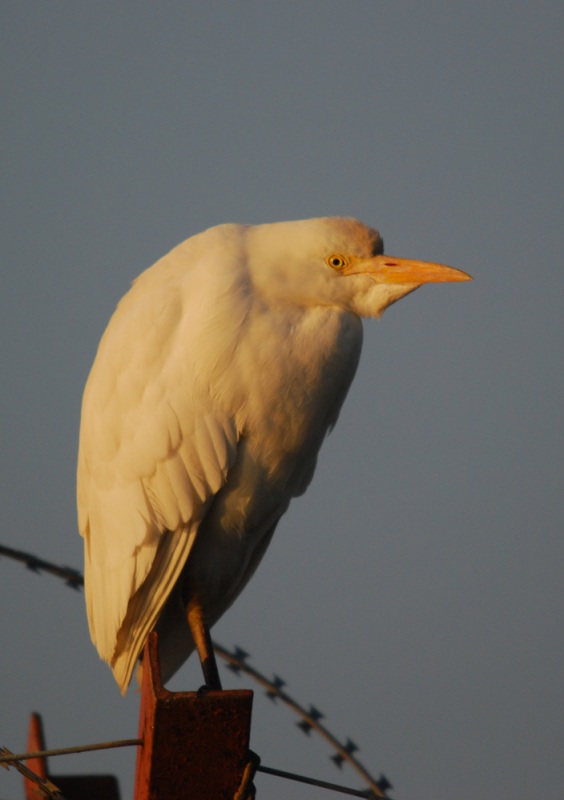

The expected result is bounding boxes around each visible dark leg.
[187,597,222,690]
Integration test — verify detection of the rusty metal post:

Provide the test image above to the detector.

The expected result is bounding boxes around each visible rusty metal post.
[24,712,120,800]
[24,713,47,800]
[134,632,254,800]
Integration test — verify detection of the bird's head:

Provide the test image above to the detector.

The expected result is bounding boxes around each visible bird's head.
[246,217,471,318]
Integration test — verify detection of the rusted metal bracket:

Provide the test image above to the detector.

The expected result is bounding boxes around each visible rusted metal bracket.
[134,631,254,800]
[24,712,120,800]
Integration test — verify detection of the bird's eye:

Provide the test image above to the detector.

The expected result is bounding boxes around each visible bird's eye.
[326,254,347,271]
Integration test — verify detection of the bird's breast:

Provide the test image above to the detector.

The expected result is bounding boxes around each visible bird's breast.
[235,304,363,455]
[192,306,363,573]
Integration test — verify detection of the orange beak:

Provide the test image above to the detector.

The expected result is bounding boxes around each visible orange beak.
[343,254,472,284]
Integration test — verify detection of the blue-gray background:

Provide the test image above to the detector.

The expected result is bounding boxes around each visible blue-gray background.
[2,3,562,798]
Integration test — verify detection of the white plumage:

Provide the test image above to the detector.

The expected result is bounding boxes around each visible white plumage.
[78,217,470,692]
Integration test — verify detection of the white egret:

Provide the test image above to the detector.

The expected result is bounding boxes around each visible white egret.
[78,217,471,692]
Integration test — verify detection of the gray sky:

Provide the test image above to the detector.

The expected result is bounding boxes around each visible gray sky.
[2,3,562,798]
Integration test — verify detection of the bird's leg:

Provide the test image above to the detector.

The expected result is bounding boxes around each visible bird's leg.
[186,596,222,690]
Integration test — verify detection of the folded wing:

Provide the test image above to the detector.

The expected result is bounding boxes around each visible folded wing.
[77,232,248,692]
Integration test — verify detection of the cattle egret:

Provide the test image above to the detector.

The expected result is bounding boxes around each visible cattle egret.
[78,217,471,693]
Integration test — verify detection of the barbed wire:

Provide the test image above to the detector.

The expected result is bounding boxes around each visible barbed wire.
[215,643,389,796]
[1,542,391,797]
[0,544,82,590]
